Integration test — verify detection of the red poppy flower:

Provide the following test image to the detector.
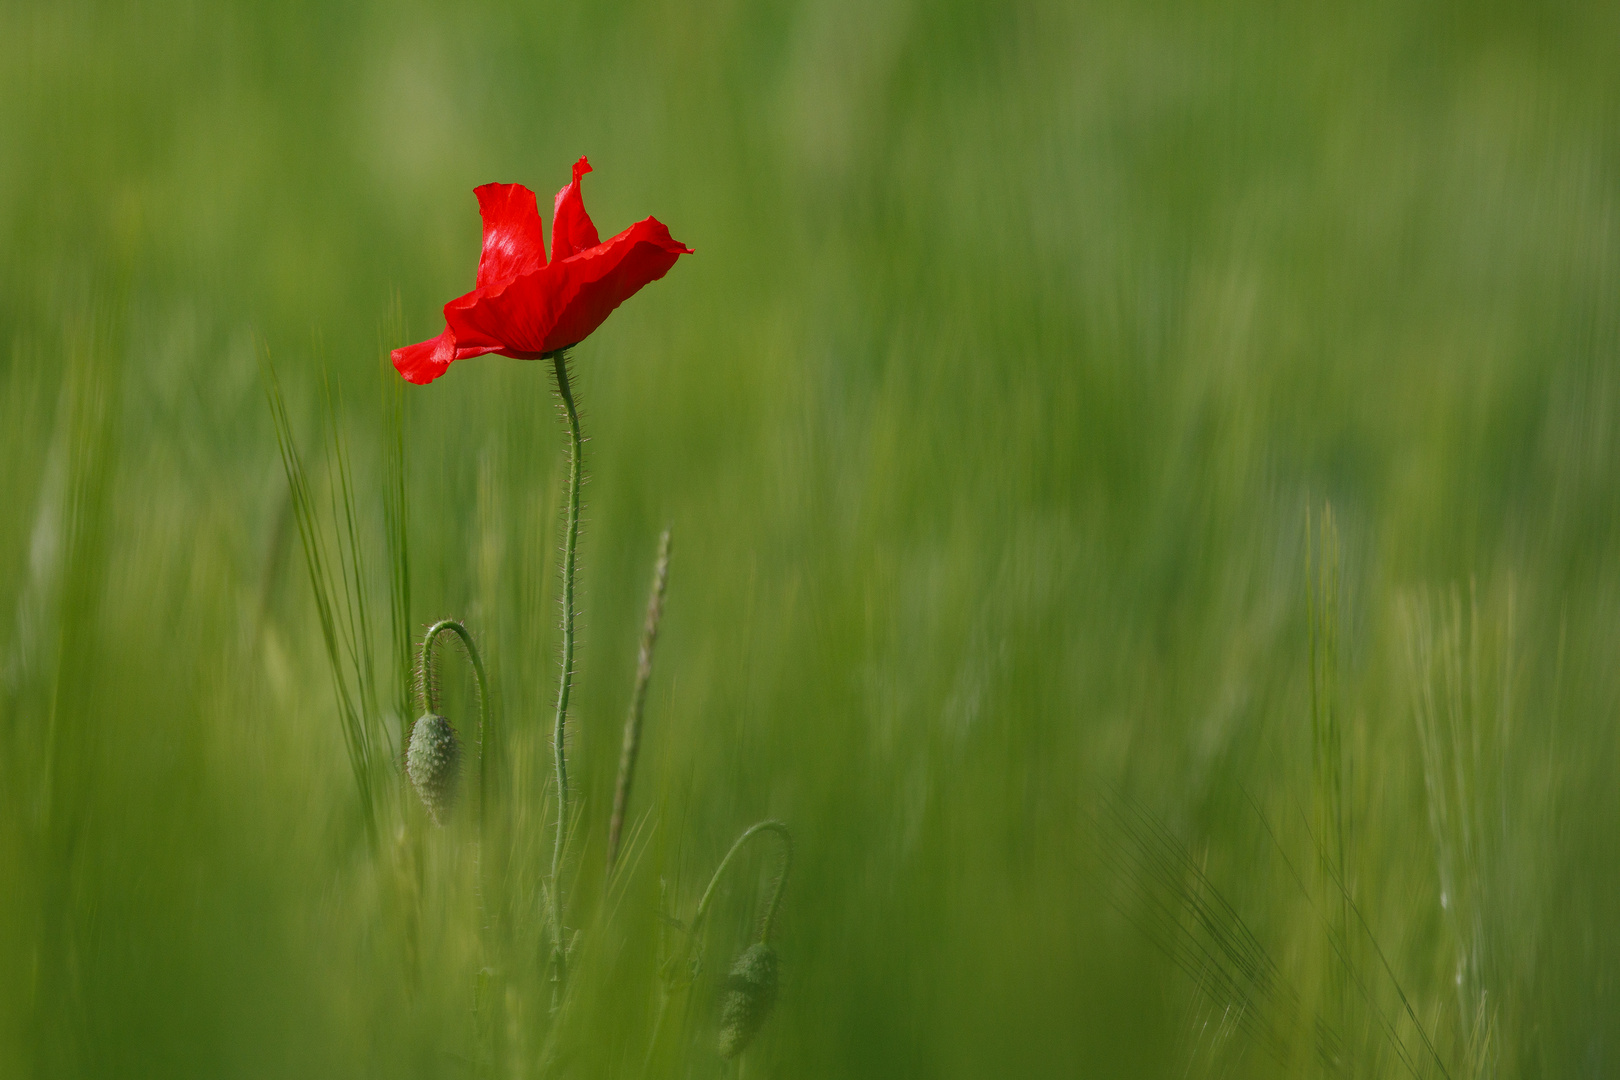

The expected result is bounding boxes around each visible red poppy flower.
[392,157,693,385]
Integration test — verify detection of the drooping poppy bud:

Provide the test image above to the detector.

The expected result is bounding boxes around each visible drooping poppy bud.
[717,942,779,1059]
[406,712,461,825]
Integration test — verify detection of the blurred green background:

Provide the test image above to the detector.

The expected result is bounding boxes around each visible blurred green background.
[3,0,1618,1076]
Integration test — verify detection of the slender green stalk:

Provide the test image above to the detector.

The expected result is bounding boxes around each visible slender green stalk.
[693,820,794,945]
[549,350,583,993]
[381,345,413,785]
[607,527,672,876]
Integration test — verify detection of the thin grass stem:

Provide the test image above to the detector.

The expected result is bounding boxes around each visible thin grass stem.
[608,527,672,876]
[263,355,378,844]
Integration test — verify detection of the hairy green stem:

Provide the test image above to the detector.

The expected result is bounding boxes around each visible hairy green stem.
[550,351,583,993]
[693,820,794,945]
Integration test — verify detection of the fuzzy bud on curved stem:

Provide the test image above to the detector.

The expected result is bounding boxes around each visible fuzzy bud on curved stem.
[413,619,491,832]
[717,942,779,1059]
[406,713,460,825]
[691,821,792,1060]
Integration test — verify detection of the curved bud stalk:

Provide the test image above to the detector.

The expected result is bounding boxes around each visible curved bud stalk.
[691,820,794,945]
[410,619,491,831]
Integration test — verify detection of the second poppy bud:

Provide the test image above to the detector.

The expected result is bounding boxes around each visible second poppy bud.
[406,712,461,825]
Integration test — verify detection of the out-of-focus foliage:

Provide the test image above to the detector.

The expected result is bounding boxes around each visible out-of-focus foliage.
[1,0,1617,1075]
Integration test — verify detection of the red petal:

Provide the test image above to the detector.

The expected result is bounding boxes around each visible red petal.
[474,183,548,292]
[445,268,566,358]
[550,157,602,264]
[541,217,693,353]
[392,327,459,385]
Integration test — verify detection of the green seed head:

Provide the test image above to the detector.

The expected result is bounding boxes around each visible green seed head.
[406,712,461,825]
[717,942,779,1059]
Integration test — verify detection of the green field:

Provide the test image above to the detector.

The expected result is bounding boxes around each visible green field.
[3,1,1618,1076]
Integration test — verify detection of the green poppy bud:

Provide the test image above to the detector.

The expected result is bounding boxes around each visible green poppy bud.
[717,942,779,1059]
[406,712,460,825]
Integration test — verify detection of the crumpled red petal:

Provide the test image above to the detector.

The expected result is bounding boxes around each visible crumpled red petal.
[541,217,695,353]
[445,264,566,359]
[392,327,459,385]
[474,183,549,292]
[550,157,601,264]
[391,325,507,385]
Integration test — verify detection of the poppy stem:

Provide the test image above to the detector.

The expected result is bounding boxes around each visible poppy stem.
[549,350,583,997]
[691,820,794,946]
